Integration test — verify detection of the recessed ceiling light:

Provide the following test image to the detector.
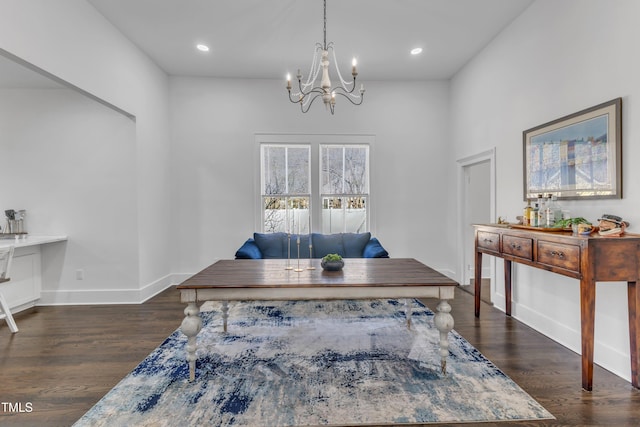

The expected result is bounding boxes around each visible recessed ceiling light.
[196,44,210,52]
[410,47,423,55]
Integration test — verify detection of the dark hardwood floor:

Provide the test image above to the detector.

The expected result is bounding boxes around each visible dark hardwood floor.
[1,286,639,426]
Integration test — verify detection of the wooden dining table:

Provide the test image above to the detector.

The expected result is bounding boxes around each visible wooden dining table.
[177,258,458,381]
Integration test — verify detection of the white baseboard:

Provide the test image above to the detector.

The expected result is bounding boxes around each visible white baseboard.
[39,273,187,306]
[507,297,632,383]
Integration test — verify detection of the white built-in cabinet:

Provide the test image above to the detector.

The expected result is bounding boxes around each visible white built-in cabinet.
[0,236,66,313]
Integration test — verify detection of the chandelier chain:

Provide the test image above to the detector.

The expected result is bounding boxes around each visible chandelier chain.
[323,0,327,50]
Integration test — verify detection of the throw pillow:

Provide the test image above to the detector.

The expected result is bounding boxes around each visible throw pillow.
[342,232,372,257]
[312,233,345,258]
[235,238,262,259]
[253,232,286,259]
[363,237,389,258]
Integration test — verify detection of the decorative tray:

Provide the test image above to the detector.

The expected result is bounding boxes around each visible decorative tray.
[509,224,570,232]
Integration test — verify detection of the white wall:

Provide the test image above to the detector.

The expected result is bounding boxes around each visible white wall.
[0,88,138,300]
[450,0,640,382]
[0,0,173,302]
[169,77,454,275]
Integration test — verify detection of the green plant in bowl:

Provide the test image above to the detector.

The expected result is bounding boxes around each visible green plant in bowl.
[322,253,343,262]
[553,217,590,229]
[321,253,344,271]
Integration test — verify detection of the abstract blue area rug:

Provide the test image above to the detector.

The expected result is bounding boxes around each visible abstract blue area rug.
[74,299,553,426]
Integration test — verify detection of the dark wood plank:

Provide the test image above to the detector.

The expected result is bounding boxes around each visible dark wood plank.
[1,286,640,426]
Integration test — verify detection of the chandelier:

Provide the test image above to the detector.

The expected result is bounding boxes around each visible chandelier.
[286,0,365,114]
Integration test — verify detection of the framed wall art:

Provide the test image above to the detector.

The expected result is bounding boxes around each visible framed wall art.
[523,98,622,200]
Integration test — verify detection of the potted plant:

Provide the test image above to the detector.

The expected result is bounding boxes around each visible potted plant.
[321,253,344,271]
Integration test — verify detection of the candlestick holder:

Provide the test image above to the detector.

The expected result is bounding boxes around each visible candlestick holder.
[307,244,316,270]
[294,239,303,272]
[285,233,293,270]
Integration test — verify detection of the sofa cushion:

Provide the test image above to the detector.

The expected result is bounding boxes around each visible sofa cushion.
[253,232,286,259]
[342,232,372,257]
[311,233,345,258]
[363,237,389,258]
[235,238,262,259]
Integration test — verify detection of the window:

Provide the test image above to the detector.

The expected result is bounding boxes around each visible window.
[261,144,310,233]
[258,135,371,234]
[320,145,369,233]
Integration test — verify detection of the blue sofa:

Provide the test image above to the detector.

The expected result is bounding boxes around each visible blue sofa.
[235,232,389,259]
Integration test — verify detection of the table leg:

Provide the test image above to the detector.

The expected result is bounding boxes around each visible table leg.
[405,298,412,329]
[628,281,640,389]
[504,259,512,316]
[222,300,229,333]
[434,300,454,375]
[474,251,482,317]
[580,277,596,391]
[181,302,202,381]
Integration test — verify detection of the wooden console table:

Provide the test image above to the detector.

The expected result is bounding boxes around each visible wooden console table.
[473,224,640,391]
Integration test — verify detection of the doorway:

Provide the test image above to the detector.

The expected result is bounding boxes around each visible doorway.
[457,149,495,300]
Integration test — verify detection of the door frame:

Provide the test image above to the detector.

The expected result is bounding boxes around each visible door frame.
[456,148,496,293]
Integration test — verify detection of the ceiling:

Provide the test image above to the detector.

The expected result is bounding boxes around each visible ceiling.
[86,0,534,81]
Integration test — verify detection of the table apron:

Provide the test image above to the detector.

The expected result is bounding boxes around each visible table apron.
[180,286,455,303]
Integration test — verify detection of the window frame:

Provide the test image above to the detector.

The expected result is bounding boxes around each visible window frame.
[255,133,375,234]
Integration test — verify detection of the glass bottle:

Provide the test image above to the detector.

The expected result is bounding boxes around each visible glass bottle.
[536,194,545,227]
[530,202,539,227]
[544,194,554,227]
[523,200,531,226]
[549,194,562,224]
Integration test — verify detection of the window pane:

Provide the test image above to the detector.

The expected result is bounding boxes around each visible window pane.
[344,147,368,193]
[321,145,368,194]
[321,196,367,233]
[263,196,310,233]
[322,146,344,194]
[288,147,309,194]
[263,146,286,195]
[263,196,286,232]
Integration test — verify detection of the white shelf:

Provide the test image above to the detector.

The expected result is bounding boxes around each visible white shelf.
[0,235,67,249]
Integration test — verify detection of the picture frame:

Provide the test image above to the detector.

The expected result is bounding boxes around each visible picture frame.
[523,98,622,200]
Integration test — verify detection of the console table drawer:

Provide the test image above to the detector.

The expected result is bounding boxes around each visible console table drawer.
[502,235,533,260]
[477,231,500,252]
[537,240,580,272]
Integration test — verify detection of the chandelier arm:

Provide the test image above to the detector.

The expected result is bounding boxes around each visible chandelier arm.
[300,93,324,113]
[293,85,325,98]
[331,81,358,95]
[332,91,364,106]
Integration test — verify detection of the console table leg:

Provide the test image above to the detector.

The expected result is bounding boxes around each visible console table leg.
[405,298,412,329]
[628,281,640,389]
[434,300,454,375]
[504,259,512,316]
[181,302,202,382]
[474,251,483,317]
[580,278,596,391]
[221,300,229,333]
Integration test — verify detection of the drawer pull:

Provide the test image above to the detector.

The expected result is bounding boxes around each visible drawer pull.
[550,250,565,258]
[510,243,522,250]
[483,238,493,243]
